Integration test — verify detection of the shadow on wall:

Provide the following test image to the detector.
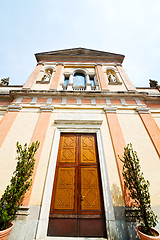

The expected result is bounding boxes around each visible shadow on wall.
[111,183,124,206]
[111,184,139,240]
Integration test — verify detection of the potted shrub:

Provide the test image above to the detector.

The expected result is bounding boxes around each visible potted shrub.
[119,143,160,240]
[0,141,39,240]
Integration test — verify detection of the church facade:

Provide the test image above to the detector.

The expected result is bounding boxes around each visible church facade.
[0,48,160,240]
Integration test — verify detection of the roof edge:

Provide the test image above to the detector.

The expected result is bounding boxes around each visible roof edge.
[35,47,125,64]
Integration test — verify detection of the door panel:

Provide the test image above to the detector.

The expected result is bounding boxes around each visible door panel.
[48,218,78,237]
[54,168,75,210]
[48,133,106,237]
[81,135,96,163]
[79,218,106,237]
[80,167,101,211]
[60,135,76,163]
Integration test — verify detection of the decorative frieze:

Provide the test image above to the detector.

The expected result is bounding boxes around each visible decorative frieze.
[105,99,111,105]
[91,98,96,105]
[77,98,81,105]
[31,97,37,105]
[61,98,67,105]
[135,98,143,105]
[46,98,52,105]
[120,98,127,105]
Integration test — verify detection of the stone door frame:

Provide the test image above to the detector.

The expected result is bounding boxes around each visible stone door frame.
[35,119,117,240]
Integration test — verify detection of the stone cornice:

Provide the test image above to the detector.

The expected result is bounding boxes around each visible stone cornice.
[1,89,160,103]
[42,62,121,67]
[9,89,147,98]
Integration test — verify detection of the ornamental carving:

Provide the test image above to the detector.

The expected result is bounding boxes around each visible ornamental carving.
[0,77,9,86]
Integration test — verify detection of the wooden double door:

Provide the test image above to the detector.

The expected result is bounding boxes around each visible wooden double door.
[47,133,107,237]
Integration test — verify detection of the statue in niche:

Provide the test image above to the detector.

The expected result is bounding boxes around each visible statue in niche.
[42,70,52,82]
[108,72,117,83]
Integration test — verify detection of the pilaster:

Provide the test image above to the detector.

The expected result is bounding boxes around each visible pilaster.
[116,65,136,91]
[0,105,22,147]
[136,107,160,157]
[23,63,43,89]
[96,65,108,90]
[103,107,132,206]
[50,64,64,90]
[22,106,54,205]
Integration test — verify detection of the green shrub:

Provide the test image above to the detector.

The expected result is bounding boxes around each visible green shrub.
[0,141,40,231]
[119,143,158,236]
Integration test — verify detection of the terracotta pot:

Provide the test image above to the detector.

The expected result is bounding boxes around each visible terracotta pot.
[0,223,13,240]
[137,226,160,240]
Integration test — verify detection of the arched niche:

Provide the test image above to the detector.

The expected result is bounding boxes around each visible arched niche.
[106,68,123,85]
[41,67,55,83]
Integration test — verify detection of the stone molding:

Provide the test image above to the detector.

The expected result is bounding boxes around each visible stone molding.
[40,106,54,112]
[103,106,117,113]
[136,107,150,113]
[54,119,103,126]
[56,63,64,66]
[8,105,22,112]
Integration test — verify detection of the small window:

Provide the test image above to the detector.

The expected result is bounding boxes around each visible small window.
[73,73,86,87]
[90,77,95,87]
[64,76,69,87]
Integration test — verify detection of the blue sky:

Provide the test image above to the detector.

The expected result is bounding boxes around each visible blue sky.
[0,0,160,87]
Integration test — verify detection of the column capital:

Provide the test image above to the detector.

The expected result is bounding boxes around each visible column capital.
[8,105,22,112]
[116,63,122,66]
[103,106,117,113]
[56,63,64,66]
[40,106,54,112]
[136,107,150,113]
[37,62,44,66]
[95,63,102,66]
